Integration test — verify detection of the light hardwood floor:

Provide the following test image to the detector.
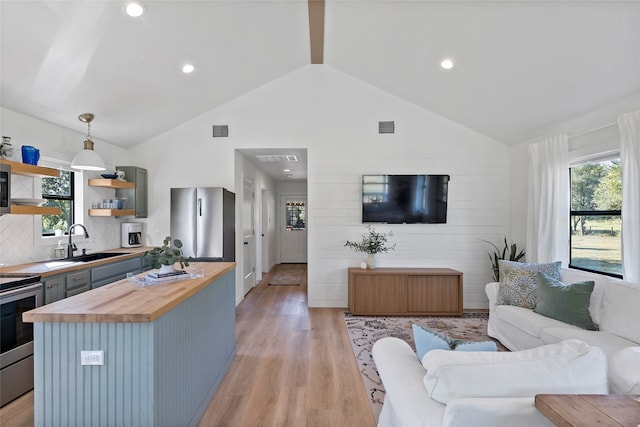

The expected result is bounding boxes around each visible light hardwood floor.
[0,264,376,427]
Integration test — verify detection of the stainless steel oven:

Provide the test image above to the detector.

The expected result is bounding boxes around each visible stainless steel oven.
[0,274,42,407]
[0,162,10,215]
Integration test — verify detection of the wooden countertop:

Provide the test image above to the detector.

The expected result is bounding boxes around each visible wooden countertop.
[23,262,235,323]
[0,247,152,277]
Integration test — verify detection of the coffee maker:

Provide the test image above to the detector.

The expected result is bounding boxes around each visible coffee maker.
[121,222,143,248]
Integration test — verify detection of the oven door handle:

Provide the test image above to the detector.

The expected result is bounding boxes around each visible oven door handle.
[0,282,42,298]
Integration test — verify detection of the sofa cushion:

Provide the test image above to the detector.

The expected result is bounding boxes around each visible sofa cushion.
[497,260,561,309]
[412,324,497,361]
[412,324,451,360]
[442,397,554,427]
[422,339,608,404]
[495,304,580,339]
[539,327,637,358]
[608,347,640,394]
[534,272,596,330]
[559,268,611,325]
[599,280,640,343]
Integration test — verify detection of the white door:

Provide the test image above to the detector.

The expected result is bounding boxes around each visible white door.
[242,177,255,294]
[280,196,307,263]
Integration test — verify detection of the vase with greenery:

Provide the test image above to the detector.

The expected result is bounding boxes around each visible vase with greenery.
[144,237,191,272]
[483,237,525,281]
[344,226,396,269]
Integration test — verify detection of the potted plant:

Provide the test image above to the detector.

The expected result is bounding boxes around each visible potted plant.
[483,237,525,281]
[144,237,190,273]
[344,225,396,269]
[53,220,67,236]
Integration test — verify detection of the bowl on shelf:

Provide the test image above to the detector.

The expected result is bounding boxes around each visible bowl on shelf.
[101,173,118,179]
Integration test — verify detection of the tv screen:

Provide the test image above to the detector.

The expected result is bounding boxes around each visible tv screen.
[362,175,450,224]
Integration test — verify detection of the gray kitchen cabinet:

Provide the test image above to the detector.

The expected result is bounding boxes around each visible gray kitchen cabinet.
[65,269,90,297]
[115,166,147,218]
[43,275,65,305]
[91,257,142,289]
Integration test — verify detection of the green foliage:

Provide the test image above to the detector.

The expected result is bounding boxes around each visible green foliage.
[594,161,621,210]
[483,237,525,282]
[144,237,191,269]
[41,170,72,235]
[344,226,396,254]
[571,160,621,235]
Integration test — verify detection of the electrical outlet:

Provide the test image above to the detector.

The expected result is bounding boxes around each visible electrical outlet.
[80,350,104,366]
[154,229,160,238]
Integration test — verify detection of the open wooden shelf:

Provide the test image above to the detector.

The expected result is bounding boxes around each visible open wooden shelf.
[88,208,135,217]
[88,178,135,189]
[0,159,60,178]
[10,205,61,215]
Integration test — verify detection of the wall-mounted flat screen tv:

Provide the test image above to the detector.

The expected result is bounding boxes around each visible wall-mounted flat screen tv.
[362,174,450,224]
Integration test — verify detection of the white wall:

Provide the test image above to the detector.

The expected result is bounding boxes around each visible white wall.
[0,108,130,266]
[129,65,509,309]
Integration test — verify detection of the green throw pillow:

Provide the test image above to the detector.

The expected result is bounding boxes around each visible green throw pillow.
[412,324,497,361]
[534,272,597,330]
[496,260,561,308]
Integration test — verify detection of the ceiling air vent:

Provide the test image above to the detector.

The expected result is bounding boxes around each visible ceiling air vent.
[378,121,395,134]
[212,124,229,138]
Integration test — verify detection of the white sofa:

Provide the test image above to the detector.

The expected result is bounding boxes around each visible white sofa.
[486,267,640,394]
[372,338,608,427]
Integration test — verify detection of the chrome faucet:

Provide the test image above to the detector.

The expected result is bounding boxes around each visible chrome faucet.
[67,223,90,258]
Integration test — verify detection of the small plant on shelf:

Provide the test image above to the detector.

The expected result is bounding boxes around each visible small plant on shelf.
[144,237,191,270]
[344,225,396,254]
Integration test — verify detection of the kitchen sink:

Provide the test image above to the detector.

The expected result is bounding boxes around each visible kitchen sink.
[21,252,132,273]
[65,252,130,262]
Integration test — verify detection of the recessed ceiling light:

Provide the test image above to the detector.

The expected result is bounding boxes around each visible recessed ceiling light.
[440,58,454,70]
[125,1,145,18]
[283,169,291,172]
[182,64,195,74]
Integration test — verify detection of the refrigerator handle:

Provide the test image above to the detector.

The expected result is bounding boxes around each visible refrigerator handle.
[197,198,202,216]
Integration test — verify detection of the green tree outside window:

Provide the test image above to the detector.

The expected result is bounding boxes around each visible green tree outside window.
[42,169,74,236]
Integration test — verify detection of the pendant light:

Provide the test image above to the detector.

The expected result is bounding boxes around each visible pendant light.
[71,113,106,171]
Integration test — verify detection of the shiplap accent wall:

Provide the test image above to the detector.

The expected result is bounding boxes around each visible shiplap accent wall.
[308,133,508,308]
[129,65,509,309]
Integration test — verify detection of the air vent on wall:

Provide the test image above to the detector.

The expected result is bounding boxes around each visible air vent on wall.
[212,124,229,138]
[378,121,395,134]
[255,154,299,162]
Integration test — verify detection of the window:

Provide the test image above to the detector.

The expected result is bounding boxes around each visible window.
[569,159,622,277]
[285,201,305,230]
[42,169,74,236]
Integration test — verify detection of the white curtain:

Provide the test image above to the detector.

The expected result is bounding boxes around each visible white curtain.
[618,110,640,282]
[526,134,569,265]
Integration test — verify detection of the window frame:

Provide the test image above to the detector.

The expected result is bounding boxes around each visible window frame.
[41,169,75,237]
[568,159,622,278]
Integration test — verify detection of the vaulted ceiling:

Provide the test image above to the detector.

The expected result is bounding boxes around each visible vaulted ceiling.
[2,1,640,148]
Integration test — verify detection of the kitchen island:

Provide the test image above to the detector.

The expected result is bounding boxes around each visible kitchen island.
[23,262,236,427]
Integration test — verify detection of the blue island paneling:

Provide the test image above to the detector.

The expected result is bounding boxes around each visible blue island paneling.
[33,269,235,427]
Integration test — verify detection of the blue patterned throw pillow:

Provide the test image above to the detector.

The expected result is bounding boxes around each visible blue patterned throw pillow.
[496,260,561,309]
[412,324,497,361]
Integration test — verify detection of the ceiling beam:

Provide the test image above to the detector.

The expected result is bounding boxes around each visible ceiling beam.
[308,0,325,64]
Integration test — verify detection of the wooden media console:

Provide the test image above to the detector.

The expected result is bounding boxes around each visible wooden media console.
[348,267,463,316]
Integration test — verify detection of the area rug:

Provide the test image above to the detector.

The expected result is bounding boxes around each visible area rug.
[268,268,304,286]
[343,312,507,421]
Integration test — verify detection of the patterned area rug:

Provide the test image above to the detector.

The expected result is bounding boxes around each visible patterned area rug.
[268,267,304,286]
[343,312,507,421]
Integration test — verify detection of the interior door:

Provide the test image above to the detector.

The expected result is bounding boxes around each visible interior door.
[279,196,307,263]
[242,177,255,294]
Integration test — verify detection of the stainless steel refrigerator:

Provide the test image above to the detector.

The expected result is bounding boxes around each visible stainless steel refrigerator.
[170,187,235,261]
